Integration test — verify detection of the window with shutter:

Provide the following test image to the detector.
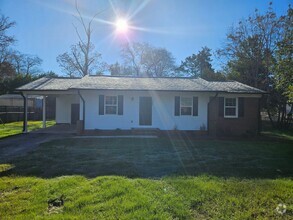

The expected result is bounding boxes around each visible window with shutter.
[224,98,238,118]
[180,97,192,115]
[175,96,198,116]
[99,95,123,115]
[105,96,117,114]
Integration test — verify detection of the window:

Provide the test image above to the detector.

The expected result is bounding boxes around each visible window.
[105,96,117,114]
[224,98,238,118]
[175,96,198,116]
[99,95,123,115]
[180,97,192,115]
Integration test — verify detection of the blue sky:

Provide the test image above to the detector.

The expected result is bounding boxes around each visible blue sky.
[0,0,291,75]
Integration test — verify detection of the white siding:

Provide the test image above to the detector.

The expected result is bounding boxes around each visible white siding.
[55,95,79,124]
[80,90,211,130]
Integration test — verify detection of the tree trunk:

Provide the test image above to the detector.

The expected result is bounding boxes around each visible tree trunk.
[267,108,275,128]
[280,103,286,128]
[277,105,281,127]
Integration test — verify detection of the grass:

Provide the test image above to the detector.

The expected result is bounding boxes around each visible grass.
[0,120,55,138]
[261,120,293,141]
[0,175,292,219]
[2,137,292,178]
[262,129,293,141]
[0,128,292,218]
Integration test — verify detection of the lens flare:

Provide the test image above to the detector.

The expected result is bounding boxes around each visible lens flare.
[115,18,129,33]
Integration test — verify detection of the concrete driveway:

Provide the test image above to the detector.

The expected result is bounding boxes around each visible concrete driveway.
[0,133,74,162]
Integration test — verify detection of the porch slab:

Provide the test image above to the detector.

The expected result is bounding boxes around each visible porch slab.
[31,124,77,134]
[74,135,158,139]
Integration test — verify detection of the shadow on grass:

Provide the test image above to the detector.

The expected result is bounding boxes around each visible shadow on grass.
[1,133,292,179]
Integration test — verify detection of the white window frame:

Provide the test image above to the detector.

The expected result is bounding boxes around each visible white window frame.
[180,96,193,116]
[224,97,238,118]
[105,95,118,115]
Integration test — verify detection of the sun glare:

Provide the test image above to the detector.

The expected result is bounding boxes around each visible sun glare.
[115,18,129,33]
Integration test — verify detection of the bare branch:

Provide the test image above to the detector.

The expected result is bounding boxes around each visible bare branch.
[57,1,104,76]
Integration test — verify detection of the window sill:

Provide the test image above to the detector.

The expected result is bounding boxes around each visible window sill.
[224,116,238,119]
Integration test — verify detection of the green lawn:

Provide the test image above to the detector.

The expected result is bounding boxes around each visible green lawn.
[0,136,292,219]
[262,129,293,141]
[261,121,293,141]
[2,137,293,178]
[0,175,292,219]
[0,120,55,138]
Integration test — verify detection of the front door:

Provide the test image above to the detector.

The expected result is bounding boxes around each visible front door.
[139,97,152,126]
[71,104,80,124]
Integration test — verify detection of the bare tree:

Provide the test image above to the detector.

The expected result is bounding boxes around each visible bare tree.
[22,55,42,77]
[108,62,133,76]
[57,2,104,77]
[0,15,16,79]
[9,52,42,77]
[142,47,176,77]
[0,14,16,50]
[121,42,146,76]
[10,51,24,75]
[121,42,176,77]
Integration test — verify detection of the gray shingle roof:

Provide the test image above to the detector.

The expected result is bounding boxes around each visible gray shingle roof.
[17,77,81,91]
[17,75,265,94]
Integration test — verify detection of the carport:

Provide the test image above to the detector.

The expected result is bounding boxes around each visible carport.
[16,77,83,134]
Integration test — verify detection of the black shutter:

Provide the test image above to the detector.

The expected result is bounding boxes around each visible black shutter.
[175,96,180,116]
[118,95,123,115]
[193,97,198,116]
[218,97,224,117]
[99,95,104,115]
[238,97,244,117]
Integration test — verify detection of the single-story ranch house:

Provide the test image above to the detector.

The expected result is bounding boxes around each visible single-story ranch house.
[16,75,265,136]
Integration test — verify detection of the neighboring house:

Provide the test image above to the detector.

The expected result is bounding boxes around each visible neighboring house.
[16,75,265,136]
[0,94,41,108]
[0,94,56,123]
[0,94,42,123]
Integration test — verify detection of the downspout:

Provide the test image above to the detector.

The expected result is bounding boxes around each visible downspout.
[207,92,219,136]
[78,90,85,132]
[20,92,27,133]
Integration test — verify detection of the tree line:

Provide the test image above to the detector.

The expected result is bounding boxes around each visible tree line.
[0,2,292,129]
[0,14,57,95]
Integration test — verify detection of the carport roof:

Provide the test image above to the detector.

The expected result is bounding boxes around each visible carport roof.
[16,75,266,94]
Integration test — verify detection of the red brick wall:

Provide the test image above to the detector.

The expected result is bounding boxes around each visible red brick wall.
[208,97,260,136]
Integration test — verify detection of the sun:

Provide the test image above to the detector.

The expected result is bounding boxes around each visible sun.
[115,18,129,33]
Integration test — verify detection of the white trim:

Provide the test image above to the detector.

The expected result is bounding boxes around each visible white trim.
[224,97,238,118]
[180,96,193,116]
[104,95,118,115]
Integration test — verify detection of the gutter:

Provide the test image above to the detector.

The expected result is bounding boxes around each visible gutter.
[78,90,86,132]
[207,92,219,136]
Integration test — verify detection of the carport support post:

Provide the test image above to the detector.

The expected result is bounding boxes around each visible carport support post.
[21,93,28,133]
[42,95,46,128]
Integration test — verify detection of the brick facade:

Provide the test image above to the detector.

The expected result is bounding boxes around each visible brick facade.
[208,97,260,136]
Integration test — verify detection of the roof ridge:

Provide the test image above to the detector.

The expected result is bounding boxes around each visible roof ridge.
[86,75,201,79]
[47,76,82,79]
